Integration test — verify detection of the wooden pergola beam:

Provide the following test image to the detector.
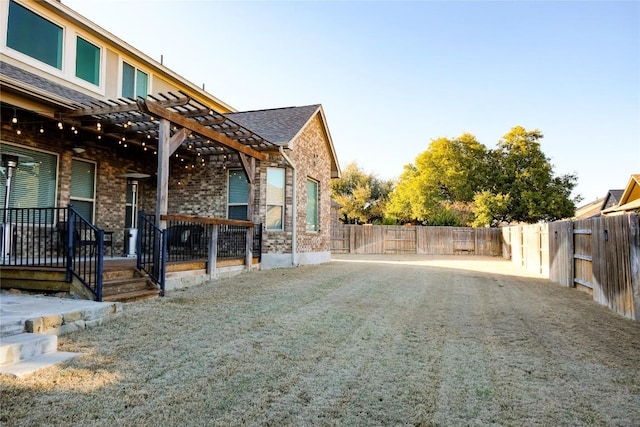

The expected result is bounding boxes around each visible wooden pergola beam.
[138,99,267,161]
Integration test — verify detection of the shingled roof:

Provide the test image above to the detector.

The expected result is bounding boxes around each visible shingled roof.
[225,105,321,145]
[1,61,98,106]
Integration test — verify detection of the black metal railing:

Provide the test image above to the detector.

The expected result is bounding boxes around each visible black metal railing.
[0,206,104,300]
[137,212,166,296]
[162,215,262,264]
[0,207,68,267]
[67,208,103,301]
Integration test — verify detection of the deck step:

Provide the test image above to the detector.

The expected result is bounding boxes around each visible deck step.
[102,277,153,296]
[102,289,160,303]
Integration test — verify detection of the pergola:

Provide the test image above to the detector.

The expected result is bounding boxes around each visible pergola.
[61,92,277,227]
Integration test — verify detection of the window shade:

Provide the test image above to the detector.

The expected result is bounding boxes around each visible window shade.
[0,144,57,209]
[70,160,95,199]
[228,171,248,204]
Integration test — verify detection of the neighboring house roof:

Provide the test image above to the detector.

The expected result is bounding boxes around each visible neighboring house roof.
[600,189,624,211]
[227,105,341,178]
[601,174,640,215]
[574,197,604,219]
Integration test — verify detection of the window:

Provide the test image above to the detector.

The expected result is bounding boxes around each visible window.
[6,0,63,69]
[70,159,96,222]
[76,36,100,85]
[228,170,248,220]
[306,179,319,232]
[0,144,57,210]
[266,168,285,230]
[122,62,148,98]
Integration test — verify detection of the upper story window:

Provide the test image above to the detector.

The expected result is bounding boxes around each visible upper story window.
[266,167,285,230]
[228,170,248,220]
[122,62,148,99]
[6,0,63,69]
[76,36,100,85]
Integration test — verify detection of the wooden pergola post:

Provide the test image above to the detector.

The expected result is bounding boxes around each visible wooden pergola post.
[156,119,170,230]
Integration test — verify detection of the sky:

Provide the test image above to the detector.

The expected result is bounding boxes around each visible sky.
[62,0,639,204]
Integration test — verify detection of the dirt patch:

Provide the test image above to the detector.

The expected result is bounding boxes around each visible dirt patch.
[2,255,639,426]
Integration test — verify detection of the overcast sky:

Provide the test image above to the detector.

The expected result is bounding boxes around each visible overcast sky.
[62,0,640,203]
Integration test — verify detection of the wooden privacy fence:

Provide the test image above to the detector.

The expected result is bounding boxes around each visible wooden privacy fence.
[331,225,502,256]
[503,214,640,321]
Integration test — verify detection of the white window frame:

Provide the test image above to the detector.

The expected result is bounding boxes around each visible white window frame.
[0,1,106,95]
[306,178,319,232]
[266,167,285,231]
[227,169,248,220]
[0,141,60,217]
[119,59,150,99]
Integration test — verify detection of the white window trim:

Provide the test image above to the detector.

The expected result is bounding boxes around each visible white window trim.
[306,177,319,233]
[227,169,248,220]
[266,167,285,231]
[118,58,151,99]
[0,140,60,211]
[0,1,106,96]
[70,158,97,223]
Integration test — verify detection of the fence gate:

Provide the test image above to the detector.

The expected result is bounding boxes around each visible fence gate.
[383,226,416,254]
[453,229,475,254]
[572,219,593,290]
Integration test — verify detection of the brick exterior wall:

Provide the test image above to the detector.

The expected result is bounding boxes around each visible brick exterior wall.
[3,110,334,262]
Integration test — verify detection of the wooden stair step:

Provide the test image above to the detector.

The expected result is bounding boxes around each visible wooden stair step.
[102,277,153,296]
[102,289,160,303]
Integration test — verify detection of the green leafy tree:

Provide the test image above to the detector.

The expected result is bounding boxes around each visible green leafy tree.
[486,126,579,223]
[471,191,511,227]
[331,162,393,224]
[386,133,489,224]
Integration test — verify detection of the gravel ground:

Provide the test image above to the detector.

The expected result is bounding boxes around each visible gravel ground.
[1,254,639,426]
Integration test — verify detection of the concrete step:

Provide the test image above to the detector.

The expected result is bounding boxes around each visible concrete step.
[102,288,160,303]
[0,333,59,365]
[0,350,79,378]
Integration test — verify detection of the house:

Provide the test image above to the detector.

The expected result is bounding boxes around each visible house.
[601,175,640,215]
[573,197,605,220]
[0,0,340,300]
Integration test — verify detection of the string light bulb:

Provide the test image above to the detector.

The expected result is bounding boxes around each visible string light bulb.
[39,125,44,134]
[58,121,64,130]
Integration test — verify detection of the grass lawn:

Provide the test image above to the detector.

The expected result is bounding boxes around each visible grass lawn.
[2,255,639,426]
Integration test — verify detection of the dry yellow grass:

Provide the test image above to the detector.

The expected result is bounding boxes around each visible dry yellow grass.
[2,255,639,426]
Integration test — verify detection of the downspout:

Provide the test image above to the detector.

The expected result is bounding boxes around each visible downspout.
[279,146,298,266]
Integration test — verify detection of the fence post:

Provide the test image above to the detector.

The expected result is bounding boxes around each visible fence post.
[349,225,355,254]
[208,224,218,279]
[567,220,574,288]
[245,225,254,271]
[628,214,640,321]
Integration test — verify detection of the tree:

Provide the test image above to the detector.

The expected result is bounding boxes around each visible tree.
[331,162,393,224]
[386,133,489,224]
[481,126,579,224]
[471,191,511,227]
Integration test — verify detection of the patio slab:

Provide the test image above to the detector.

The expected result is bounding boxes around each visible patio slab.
[0,293,122,337]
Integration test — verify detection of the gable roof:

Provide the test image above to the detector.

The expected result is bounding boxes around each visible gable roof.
[227,105,341,178]
[601,189,624,210]
[225,105,321,145]
[574,197,604,219]
[601,174,640,215]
